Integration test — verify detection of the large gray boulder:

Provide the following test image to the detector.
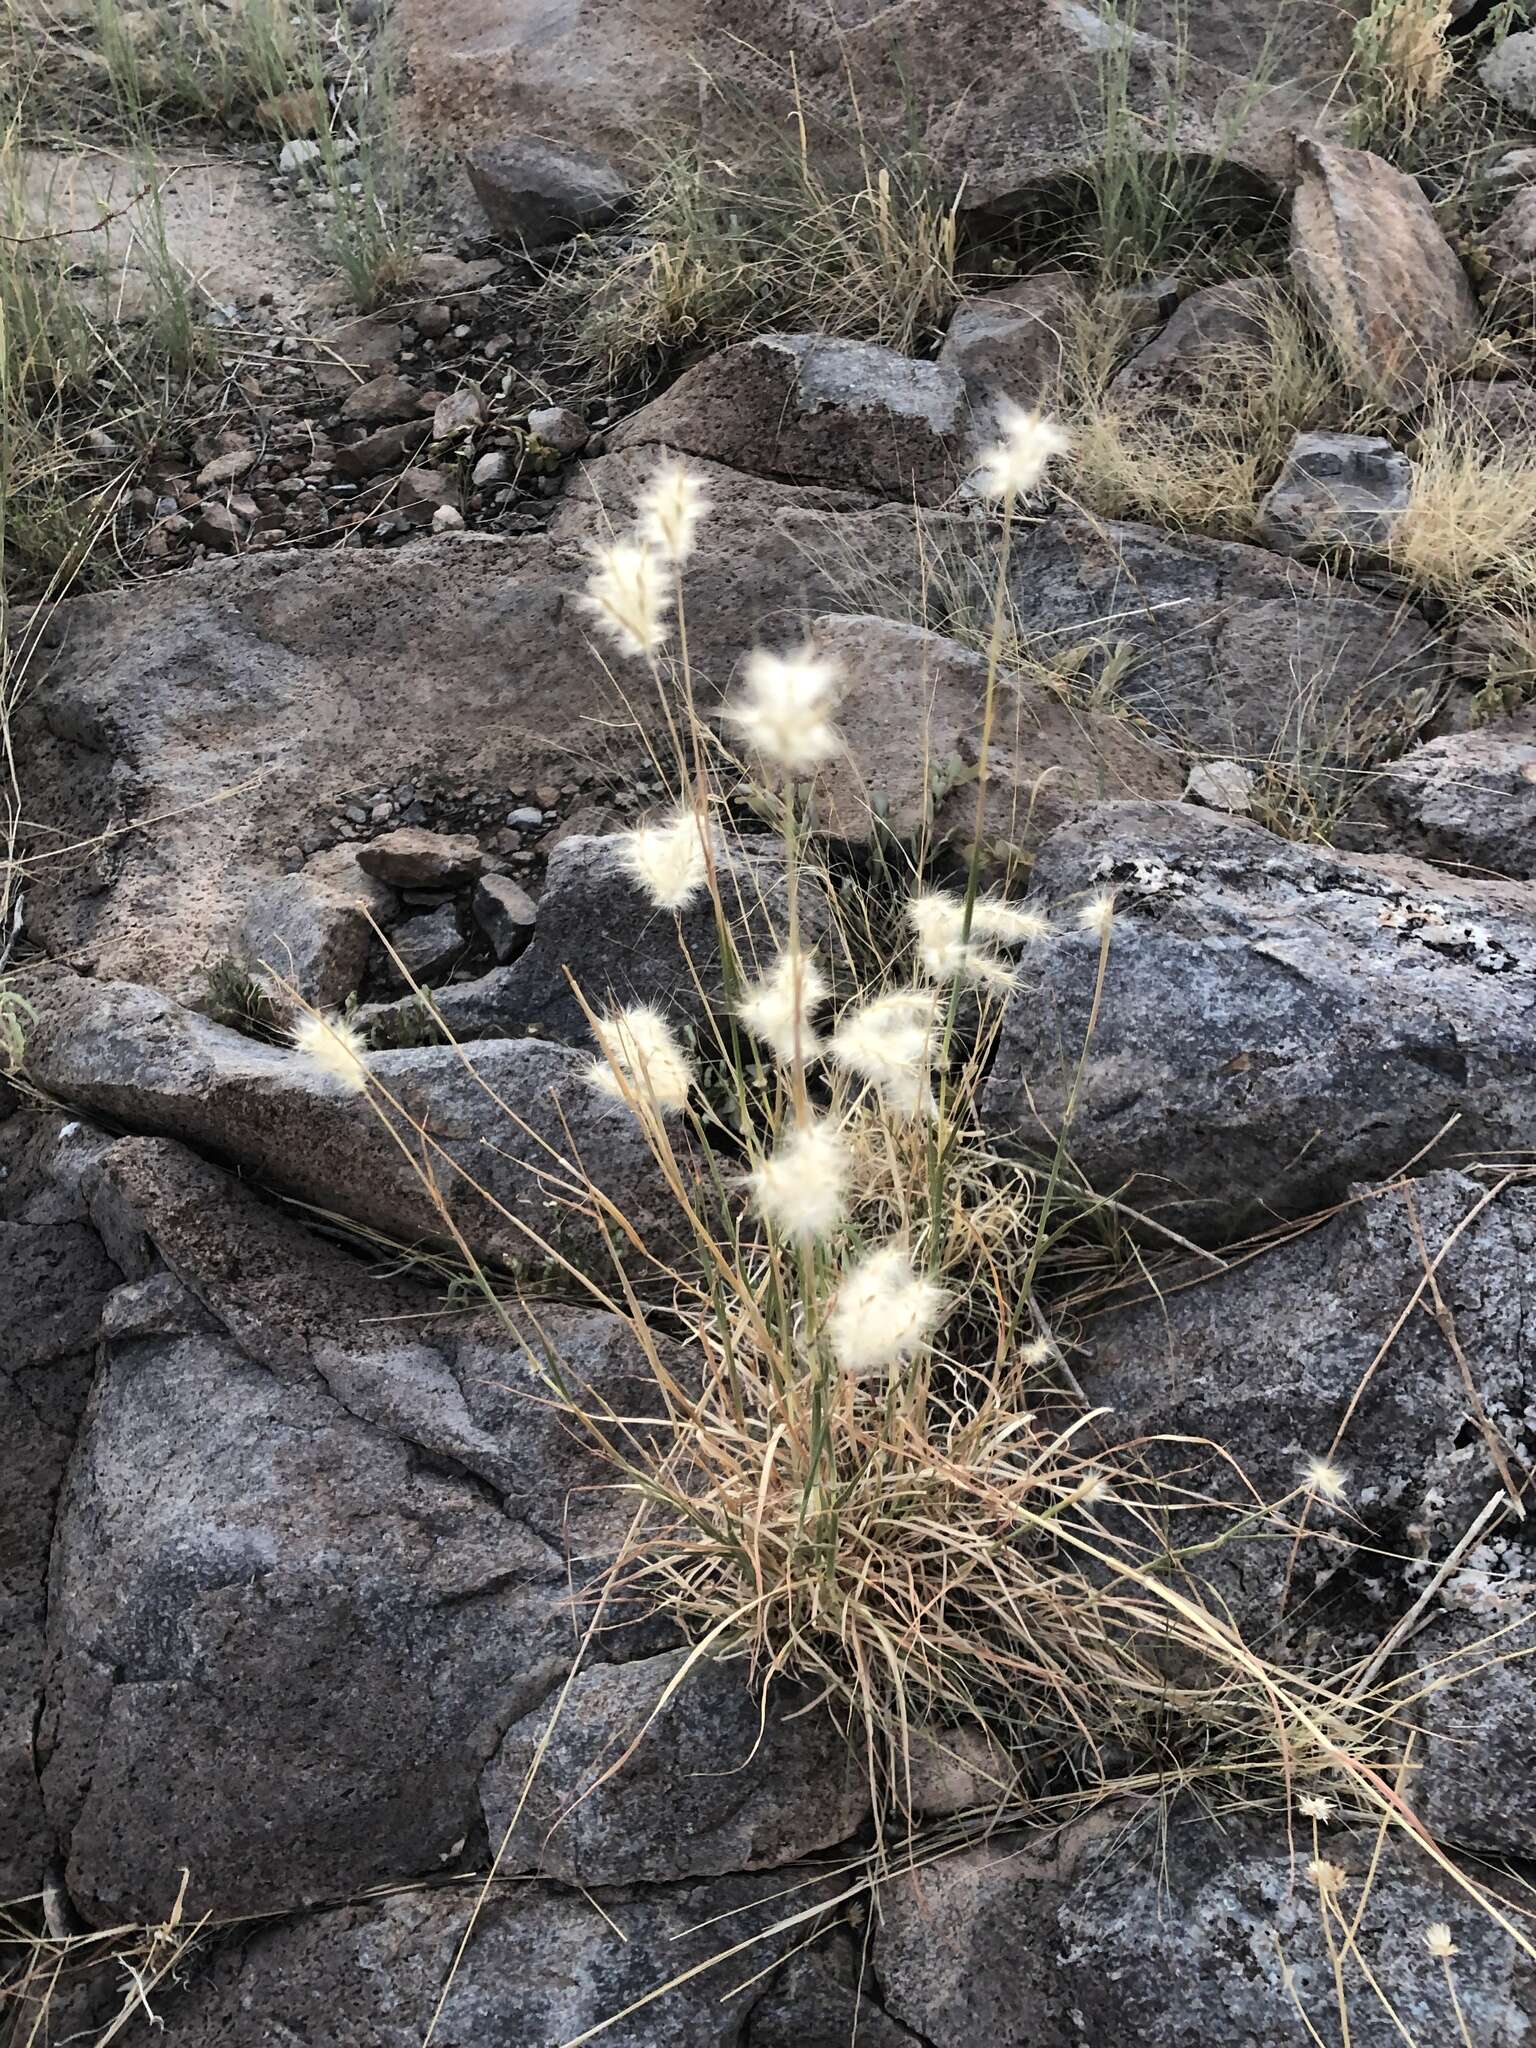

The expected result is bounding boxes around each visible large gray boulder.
[1081,1170,1536,1657]
[609,335,972,503]
[1290,140,1478,410]
[984,802,1536,1232]
[876,1806,1536,2047]
[1410,1574,1536,1860]
[33,1133,692,1926]
[483,1645,869,1885]
[21,973,678,1272]
[0,1116,122,1900]
[1005,514,1444,758]
[21,453,942,1003]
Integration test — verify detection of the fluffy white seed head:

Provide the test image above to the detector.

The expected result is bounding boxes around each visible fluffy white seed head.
[1076,891,1117,938]
[907,891,1017,989]
[1298,1793,1335,1823]
[637,460,708,565]
[971,899,1052,945]
[292,1011,370,1093]
[619,806,712,912]
[829,991,943,1118]
[1423,1924,1458,1959]
[748,1117,849,1239]
[826,1243,949,1378]
[737,949,829,1062]
[581,542,672,659]
[587,1004,695,1114]
[976,404,1071,502]
[1303,1457,1349,1506]
[725,646,843,772]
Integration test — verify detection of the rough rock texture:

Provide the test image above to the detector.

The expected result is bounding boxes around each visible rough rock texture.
[1410,1572,1536,1858]
[483,1646,870,1883]
[401,0,1361,205]
[357,825,485,887]
[1479,28,1536,119]
[1479,185,1536,305]
[145,1871,866,2047]
[1081,1170,1536,1649]
[1435,375,1536,454]
[876,1807,1536,2047]
[21,454,944,1001]
[1351,711,1536,878]
[938,272,1084,423]
[1256,430,1414,558]
[236,843,394,1004]
[610,334,972,502]
[984,802,1536,1230]
[1290,140,1478,409]
[0,1117,121,1898]
[20,974,678,1272]
[1110,278,1278,403]
[466,134,632,244]
[1005,514,1444,757]
[31,1133,697,1925]
[807,613,1180,847]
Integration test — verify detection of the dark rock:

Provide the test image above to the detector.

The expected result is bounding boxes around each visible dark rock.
[1005,514,1444,757]
[1111,278,1278,404]
[377,900,466,988]
[984,802,1536,1231]
[877,1806,1536,2047]
[1480,186,1536,306]
[1410,1574,1536,1858]
[609,333,971,502]
[1290,140,1478,410]
[472,871,537,961]
[333,416,431,478]
[466,136,632,246]
[482,1647,870,1884]
[527,402,589,453]
[1256,430,1413,558]
[1351,711,1536,879]
[192,503,241,552]
[357,825,483,887]
[937,272,1083,421]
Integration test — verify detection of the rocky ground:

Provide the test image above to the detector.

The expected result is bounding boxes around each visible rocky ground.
[8,1,1536,2044]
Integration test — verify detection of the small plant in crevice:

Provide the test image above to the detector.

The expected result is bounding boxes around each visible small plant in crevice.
[203,957,287,1042]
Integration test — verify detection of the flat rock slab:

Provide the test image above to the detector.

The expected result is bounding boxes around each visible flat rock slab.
[1351,711,1536,879]
[1005,514,1445,758]
[21,148,324,318]
[876,1807,1536,2047]
[983,801,1536,1231]
[1255,429,1413,559]
[20,973,678,1272]
[22,454,942,1001]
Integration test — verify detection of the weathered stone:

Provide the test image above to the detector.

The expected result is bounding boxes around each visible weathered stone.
[192,502,241,552]
[333,415,431,478]
[339,372,422,425]
[1183,756,1255,813]
[466,135,631,246]
[472,871,537,961]
[1434,377,1536,456]
[148,1870,855,2046]
[36,1135,681,1925]
[1006,513,1444,757]
[748,1933,923,2047]
[1083,1170,1536,1647]
[1290,140,1478,410]
[357,825,483,887]
[806,614,1180,849]
[22,454,943,1001]
[610,334,971,502]
[237,843,393,1005]
[396,467,454,516]
[528,402,589,453]
[378,901,465,988]
[0,1116,121,1900]
[1410,1574,1536,1858]
[196,447,256,489]
[484,1647,869,1884]
[1479,186,1536,305]
[984,802,1536,1232]
[938,272,1084,421]
[1351,711,1536,879]
[21,974,678,1271]
[490,830,816,1046]
[1110,278,1278,404]
[876,1807,1536,2048]
[1256,429,1413,558]
[1479,28,1536,119]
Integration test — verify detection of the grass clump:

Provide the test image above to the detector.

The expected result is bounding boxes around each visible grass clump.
[1346,0,1456,146]
[531,87,961,391]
